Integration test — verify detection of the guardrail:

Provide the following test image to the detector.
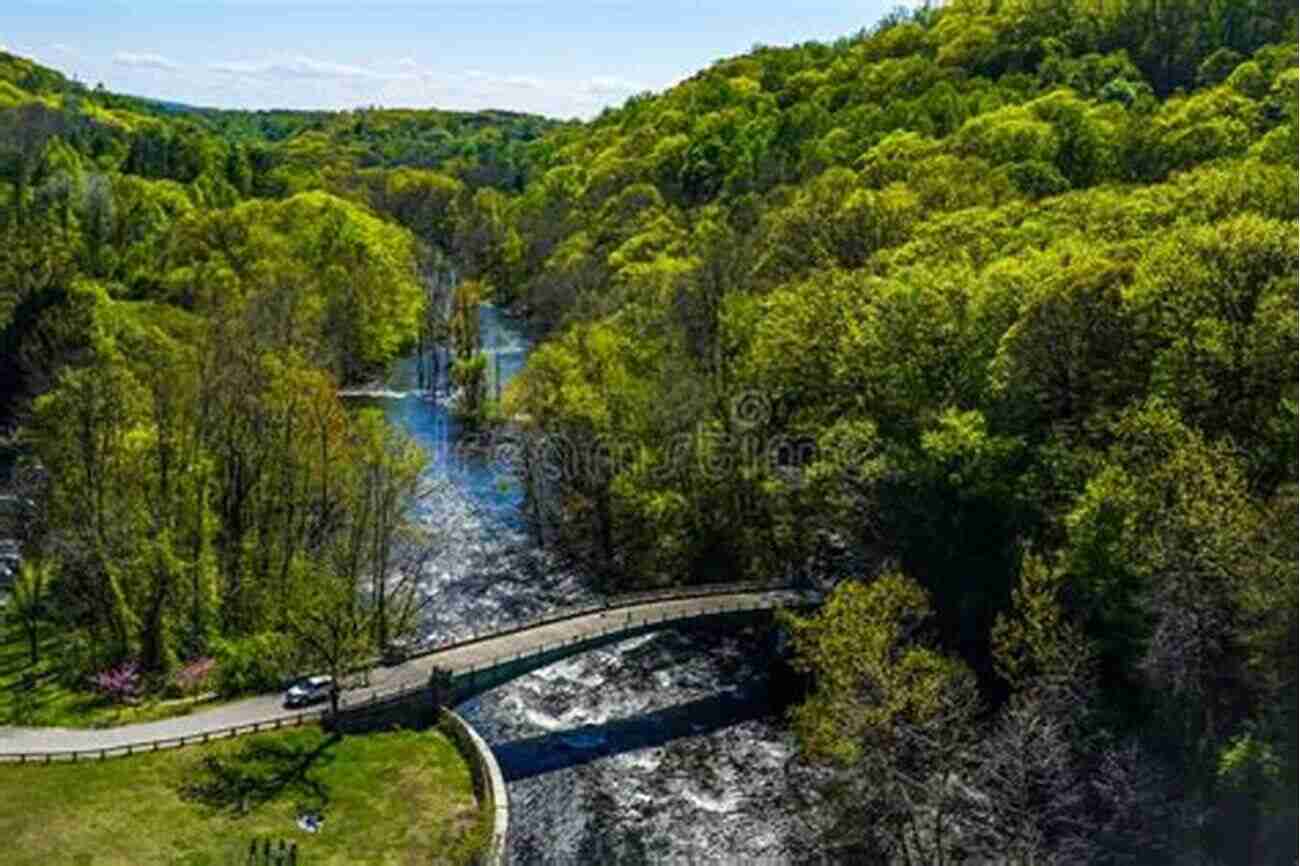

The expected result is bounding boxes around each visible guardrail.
[0,685,443,765]
[330,673,442,716]
[0,710,326,764]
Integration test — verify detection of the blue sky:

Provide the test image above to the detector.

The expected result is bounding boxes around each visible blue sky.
[3,1,901,118]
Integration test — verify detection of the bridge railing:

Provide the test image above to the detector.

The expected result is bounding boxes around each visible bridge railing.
[399,579,813,667]
[443,590,815,688]
[330,674,444,713]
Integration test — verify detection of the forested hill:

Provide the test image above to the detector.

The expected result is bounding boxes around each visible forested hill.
[96,98,564,193]
[498,0,1297,586]
[485,3,1298,863]
[0,46,559,415]
[0,48,561,195]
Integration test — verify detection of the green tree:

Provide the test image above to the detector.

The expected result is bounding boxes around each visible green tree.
[8,557,53,665]
[1065,401,1271,768]
[782,573,983,861]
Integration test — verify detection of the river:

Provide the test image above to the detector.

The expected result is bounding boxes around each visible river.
[359,305,818,864]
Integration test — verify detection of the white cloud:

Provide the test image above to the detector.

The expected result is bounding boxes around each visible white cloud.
[209,55,416,82]
[190,51,649,115]
[113,51,180,71]
[50,43,74,54]
[1,42,33,59]
[582,75,647,97]
[463,69,544,91]
[76,43,665,119]
[500,74,543,90]
[206,60,257,75]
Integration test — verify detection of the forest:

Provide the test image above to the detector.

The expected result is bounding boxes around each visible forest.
[1,0,1297,862]
[494,0,1298,861]
[0,44,558,705]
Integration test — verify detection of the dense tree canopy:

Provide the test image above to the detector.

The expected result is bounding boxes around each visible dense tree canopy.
[490,3,1297,862]
[0,49,547,697]
[0,3,1296,859]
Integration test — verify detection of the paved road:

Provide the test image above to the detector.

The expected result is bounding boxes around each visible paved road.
[0,587,812,757]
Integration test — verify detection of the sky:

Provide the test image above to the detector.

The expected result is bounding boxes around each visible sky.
[2,1,902,119]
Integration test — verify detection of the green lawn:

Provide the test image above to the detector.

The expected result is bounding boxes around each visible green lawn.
[0,725,487,866]
[0,621,230,728]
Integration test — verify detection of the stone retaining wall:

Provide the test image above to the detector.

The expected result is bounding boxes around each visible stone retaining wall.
[440,707,509,866]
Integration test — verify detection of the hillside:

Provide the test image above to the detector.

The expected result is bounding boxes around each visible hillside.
[481,2,1297,862]
[0,49,561,196]
[0,3,1297,862]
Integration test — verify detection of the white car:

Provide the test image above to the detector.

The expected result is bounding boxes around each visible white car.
[284,675,334,708]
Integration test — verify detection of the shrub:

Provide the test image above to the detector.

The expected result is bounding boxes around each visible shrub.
[172,656,216,698]
[91,661,141,704]
[1002,159,1071,199]
[212,633,298,697]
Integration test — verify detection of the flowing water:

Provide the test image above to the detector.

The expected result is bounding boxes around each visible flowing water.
[357,305,817,865]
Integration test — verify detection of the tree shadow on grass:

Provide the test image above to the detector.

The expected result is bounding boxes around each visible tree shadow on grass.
[0,638,32,678]
[0,631,58,691]
[0,636,101,726]
[180,734,341,818]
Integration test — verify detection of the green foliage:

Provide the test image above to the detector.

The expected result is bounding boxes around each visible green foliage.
[1063,399,1285,764]
[166,191,423,382]
[782,574,977,766]
[991,552,1090,689]
[1218,731,1281,791]
[487,10,1298,861]
[0,12,1296,862]
[211,633,298,697]
[7,556,54,665]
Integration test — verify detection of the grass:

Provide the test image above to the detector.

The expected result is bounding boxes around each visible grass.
[0,622,229,728]
[0,724,487,866]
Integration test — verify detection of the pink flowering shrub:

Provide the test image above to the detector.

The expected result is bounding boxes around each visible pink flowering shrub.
[173,657,216,697]
[91,661,141,703]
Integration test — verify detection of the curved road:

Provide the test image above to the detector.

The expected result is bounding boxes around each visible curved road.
[0,586,815,758]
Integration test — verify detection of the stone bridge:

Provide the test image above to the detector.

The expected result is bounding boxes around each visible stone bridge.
[341,582,822,716]
[420,584,820,707]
